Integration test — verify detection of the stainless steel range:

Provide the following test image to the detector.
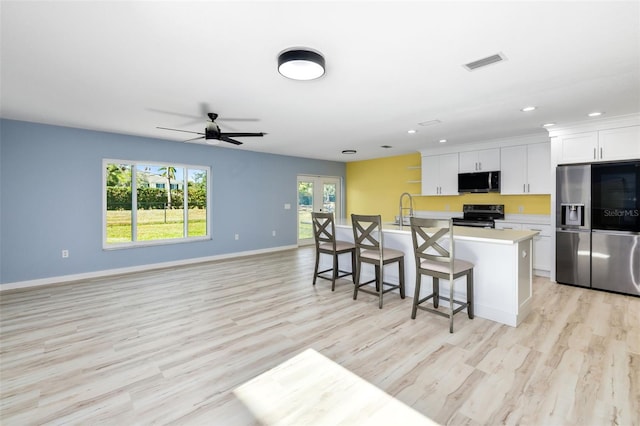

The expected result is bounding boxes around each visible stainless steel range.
[453,204,505,228]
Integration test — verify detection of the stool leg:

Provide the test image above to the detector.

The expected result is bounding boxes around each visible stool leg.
[313,250,320,285]
[378,264,384,309]
[331,253,338,291]
[466,270,474,319]
[433,278,439,309]
[350,249,356,283]
[411,273,421,319]
[398,257,405,299]
[449,282,455,333]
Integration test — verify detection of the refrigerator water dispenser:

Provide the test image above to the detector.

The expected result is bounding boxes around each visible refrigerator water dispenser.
[561,203,584,227]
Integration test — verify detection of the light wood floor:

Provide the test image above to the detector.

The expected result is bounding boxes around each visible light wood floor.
[1,247,638,425]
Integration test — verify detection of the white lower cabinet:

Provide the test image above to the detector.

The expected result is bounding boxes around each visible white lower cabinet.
[495,222,551,273]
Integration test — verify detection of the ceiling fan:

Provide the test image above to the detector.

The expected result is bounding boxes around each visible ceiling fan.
[157,112,265,145]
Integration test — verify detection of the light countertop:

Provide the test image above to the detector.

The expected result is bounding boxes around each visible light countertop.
[336,220,539,245]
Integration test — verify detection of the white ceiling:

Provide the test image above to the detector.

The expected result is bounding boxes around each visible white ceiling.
[1,1,639,162]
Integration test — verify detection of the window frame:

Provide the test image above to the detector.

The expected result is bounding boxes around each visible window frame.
[102,159,211,250]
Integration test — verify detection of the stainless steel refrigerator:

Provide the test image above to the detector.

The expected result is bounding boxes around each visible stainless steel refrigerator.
[590,161,640,296]
[556,165,591,288]
[556,162,640,296]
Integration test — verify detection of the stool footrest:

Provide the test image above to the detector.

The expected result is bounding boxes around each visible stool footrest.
[416,294,469,318]
[316,268,353,282]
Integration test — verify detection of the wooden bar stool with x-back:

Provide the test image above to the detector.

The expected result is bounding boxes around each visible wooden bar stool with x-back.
[311,212,356,291]
[351,214,405,309]
[409,217,474,333]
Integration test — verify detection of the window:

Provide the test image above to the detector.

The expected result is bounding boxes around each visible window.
[104,160,210,248]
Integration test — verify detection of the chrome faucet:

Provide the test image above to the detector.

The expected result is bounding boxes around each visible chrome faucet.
[399,192,414,228]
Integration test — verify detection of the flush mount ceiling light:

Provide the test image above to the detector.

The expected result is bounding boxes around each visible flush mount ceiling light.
[588,111,604,117]
[521,106,537,112]
[542,122,556,127]
[439,139,447,143]
[278,48,325,80]
[407,129,417,134]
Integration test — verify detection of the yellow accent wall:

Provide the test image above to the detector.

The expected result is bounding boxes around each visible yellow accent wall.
[346,152,551,222]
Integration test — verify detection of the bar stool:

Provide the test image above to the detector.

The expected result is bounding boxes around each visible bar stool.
[409,217,474,333]
[351,214,405,309]
[311,212,356,291]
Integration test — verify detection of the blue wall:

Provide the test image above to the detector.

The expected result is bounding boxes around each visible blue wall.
[0,119,345,285]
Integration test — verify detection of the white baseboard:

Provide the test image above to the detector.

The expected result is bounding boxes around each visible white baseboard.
[0,245,298,292]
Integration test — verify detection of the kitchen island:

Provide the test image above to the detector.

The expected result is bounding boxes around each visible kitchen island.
[329,222,538,327]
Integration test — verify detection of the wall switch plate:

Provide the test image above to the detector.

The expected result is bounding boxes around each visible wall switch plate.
[234,234,239,240]
[272,230,276,237]
[61,249,69,258]
[284,203,291,210]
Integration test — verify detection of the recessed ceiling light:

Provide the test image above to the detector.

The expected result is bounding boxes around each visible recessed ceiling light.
[521,106,537,112]
[407,129,417,134]
[381,145,393,149]
[439,139,447,143]
[588,111,604,117]
[278,48,325,80]
[542,122,556,127]
[341,149,356,154]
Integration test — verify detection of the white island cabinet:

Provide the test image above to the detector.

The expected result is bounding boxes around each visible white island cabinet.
[328,223,538,327]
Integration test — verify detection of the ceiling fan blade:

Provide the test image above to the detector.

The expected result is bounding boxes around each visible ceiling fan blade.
[220,132,265,138]
[220,136,243,145]
[218,118,259,122]
[148,108,200,120]
[184,136,206,143]
[157,126,204,136]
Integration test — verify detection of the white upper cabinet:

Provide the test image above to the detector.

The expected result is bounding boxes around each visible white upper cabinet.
[500,142,550,195]
[598,126,640,161]
[556,125,640,164]
[421,153,459,196]
[459,148,500,172]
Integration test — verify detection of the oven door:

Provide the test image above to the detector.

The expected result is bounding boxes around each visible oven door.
[592,161,640,232]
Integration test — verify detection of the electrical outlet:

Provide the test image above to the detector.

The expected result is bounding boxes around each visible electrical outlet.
[518,206,524,213]
[61,249,69,258]
[235,234,239,240]
[445,204,450,211]
[272,230,276,237]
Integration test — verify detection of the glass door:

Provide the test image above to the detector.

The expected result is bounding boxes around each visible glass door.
[297,175,342,245]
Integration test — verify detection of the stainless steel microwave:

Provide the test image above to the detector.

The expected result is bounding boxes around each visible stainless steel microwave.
[458,171,500,193]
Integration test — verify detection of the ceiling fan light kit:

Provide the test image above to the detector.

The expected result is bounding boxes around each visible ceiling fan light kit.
[278,48,325,80]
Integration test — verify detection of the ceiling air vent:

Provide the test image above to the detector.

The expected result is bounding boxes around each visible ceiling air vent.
[418,119,442,127]
[463,53,507,71]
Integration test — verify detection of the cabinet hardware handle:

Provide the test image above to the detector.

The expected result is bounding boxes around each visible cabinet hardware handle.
[600,147,603,159]
[523,183,526,192]
[593,148,596,159]
[527,183,530,192]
